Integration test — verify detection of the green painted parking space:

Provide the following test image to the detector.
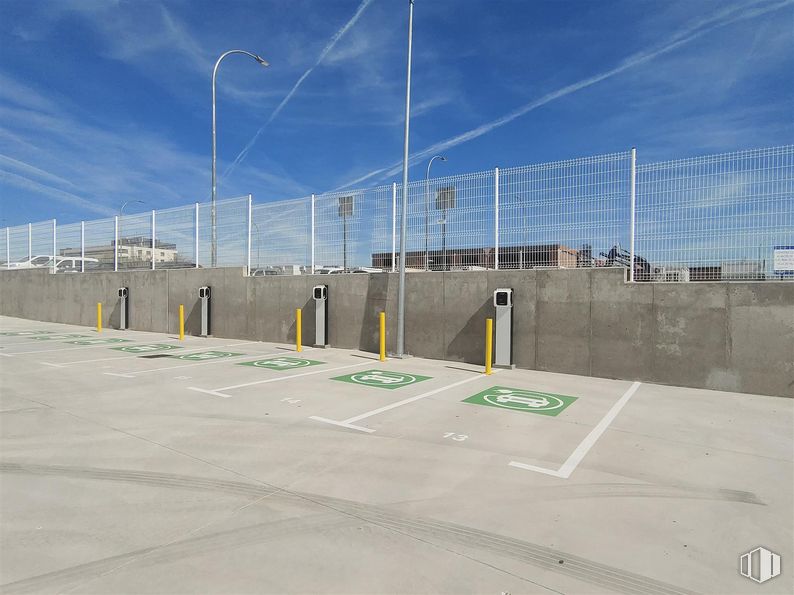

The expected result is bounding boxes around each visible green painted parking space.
[64,338,132,345]
[238,356,324,370]
[175,350,244,361]
[0,330,54,336]
[110,343,184,353]
[463,386,577,416]
[332,369,431,390]
[31,334,90,341]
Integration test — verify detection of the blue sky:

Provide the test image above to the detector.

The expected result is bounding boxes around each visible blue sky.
[0,0,791,227]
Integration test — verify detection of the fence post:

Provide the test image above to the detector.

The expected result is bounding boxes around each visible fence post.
[151,210,156,270]
[494,167,500,270]
[52,219,56,274]
[246,194,252,275]
[629,147,637,282]
[114,215,119,272]
[5,227,9,270]
[194,202,199,269]
[311,193,315,274]
[81,221,85,272]
[391,182,397,272]
[27,223,31,262]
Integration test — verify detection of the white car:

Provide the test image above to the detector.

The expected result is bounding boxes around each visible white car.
[4,255,54,269]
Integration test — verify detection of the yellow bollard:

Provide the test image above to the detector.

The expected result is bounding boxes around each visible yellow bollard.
[296,308,302,352]
[96,302,102,333]
[178,304,185,341]
[484,318,493,375]
[379,311,386,362]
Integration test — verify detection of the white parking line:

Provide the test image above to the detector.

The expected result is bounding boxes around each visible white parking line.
[509,381,642,479]
[102,350,285,377]
[6,336,182,356]
[310,371,497,433]
[187,361,369,399]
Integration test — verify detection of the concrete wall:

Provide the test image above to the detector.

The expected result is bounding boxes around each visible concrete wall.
[1,267,792,397]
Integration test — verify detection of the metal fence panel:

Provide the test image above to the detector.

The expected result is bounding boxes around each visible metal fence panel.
[29,220,55,270]
[6,225,29,266]
[83,217,116,271]
[636,145,794,281]
[499,152,632,271]
[197,196,249,268]
[250,196,311,274]
[314,185,391,272]
[117,211,152,271]
[55,222,82,272]
[154,204,198,269]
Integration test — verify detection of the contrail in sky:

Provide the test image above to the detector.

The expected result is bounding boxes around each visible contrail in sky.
[222,0,375,181]
[337,0,792,190]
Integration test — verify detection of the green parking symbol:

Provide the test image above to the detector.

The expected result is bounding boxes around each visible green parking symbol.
[65,338,132,345]
[32,334,90,341]
[463,386,577,416]
[176,351,243,361]
[332,369,431,390]
[0,330,53,336]
[238,357,324,370]
[111,343,183,353]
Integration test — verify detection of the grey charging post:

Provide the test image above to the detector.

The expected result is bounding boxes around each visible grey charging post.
[493,288,514,368]
[313,284,328,347]
[198,286,211,337]
[118,287,128,330]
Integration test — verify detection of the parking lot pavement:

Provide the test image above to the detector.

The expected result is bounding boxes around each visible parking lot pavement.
[1,315,792,594]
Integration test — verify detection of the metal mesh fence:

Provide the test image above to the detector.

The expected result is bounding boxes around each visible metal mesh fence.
[154,203,198,269]
[117,211,152,271]
[197,196,250,269]
[2,145,791,281]
[250,196,311,274]
[83,217,116,271]
[636,145,794,281]
[6,225,29,266]
[500,152,632,271]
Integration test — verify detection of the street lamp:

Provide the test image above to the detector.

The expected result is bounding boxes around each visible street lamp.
[211,49,269,268]
[425,155,446,270]
[119,200,145,266]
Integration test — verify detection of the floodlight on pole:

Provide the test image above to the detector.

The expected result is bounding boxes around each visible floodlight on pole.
[211,50,269,268]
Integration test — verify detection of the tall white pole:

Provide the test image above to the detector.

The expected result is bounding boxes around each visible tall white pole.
[27,223,31,261]
[246,194,253,275]
[5,227,9,270]
[310,194,316,274]
[114,216,119,272]
[151,210,156,270]
[80,221,85,272]
[396,0,414,358]
[194,202,200,268]
[391,182,397,272]
[52,219,57,274]
[494,167,499,270]
[629,147,637,282]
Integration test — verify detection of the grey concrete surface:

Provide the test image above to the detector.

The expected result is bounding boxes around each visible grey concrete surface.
[1,267,792,396]
[0,315,791,594]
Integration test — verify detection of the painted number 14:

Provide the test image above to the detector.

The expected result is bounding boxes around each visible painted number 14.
[443,432,468,442]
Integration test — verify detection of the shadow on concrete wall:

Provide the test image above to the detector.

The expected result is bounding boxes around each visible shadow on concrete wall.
[185,298,201,336]
[287,296,314,345]
[359,274,389,353]
[447,297,491,365]
[109,299,121,331]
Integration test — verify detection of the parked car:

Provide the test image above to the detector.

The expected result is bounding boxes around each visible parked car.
[55,257,100,273]
[4,255,54,269]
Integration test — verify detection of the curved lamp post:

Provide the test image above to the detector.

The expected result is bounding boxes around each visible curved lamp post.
[424,155,446,270]
[211,49,269,267]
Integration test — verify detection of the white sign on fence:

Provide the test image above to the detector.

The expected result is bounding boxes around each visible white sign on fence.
[773,246,794,273]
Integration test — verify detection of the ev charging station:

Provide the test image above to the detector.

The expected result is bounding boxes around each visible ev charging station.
[493,288,514,368]
[313,284,328,347]
[118,287,129,330]
[198,286,211,337]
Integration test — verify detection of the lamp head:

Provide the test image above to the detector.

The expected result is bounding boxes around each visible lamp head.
[255,55,270,67]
